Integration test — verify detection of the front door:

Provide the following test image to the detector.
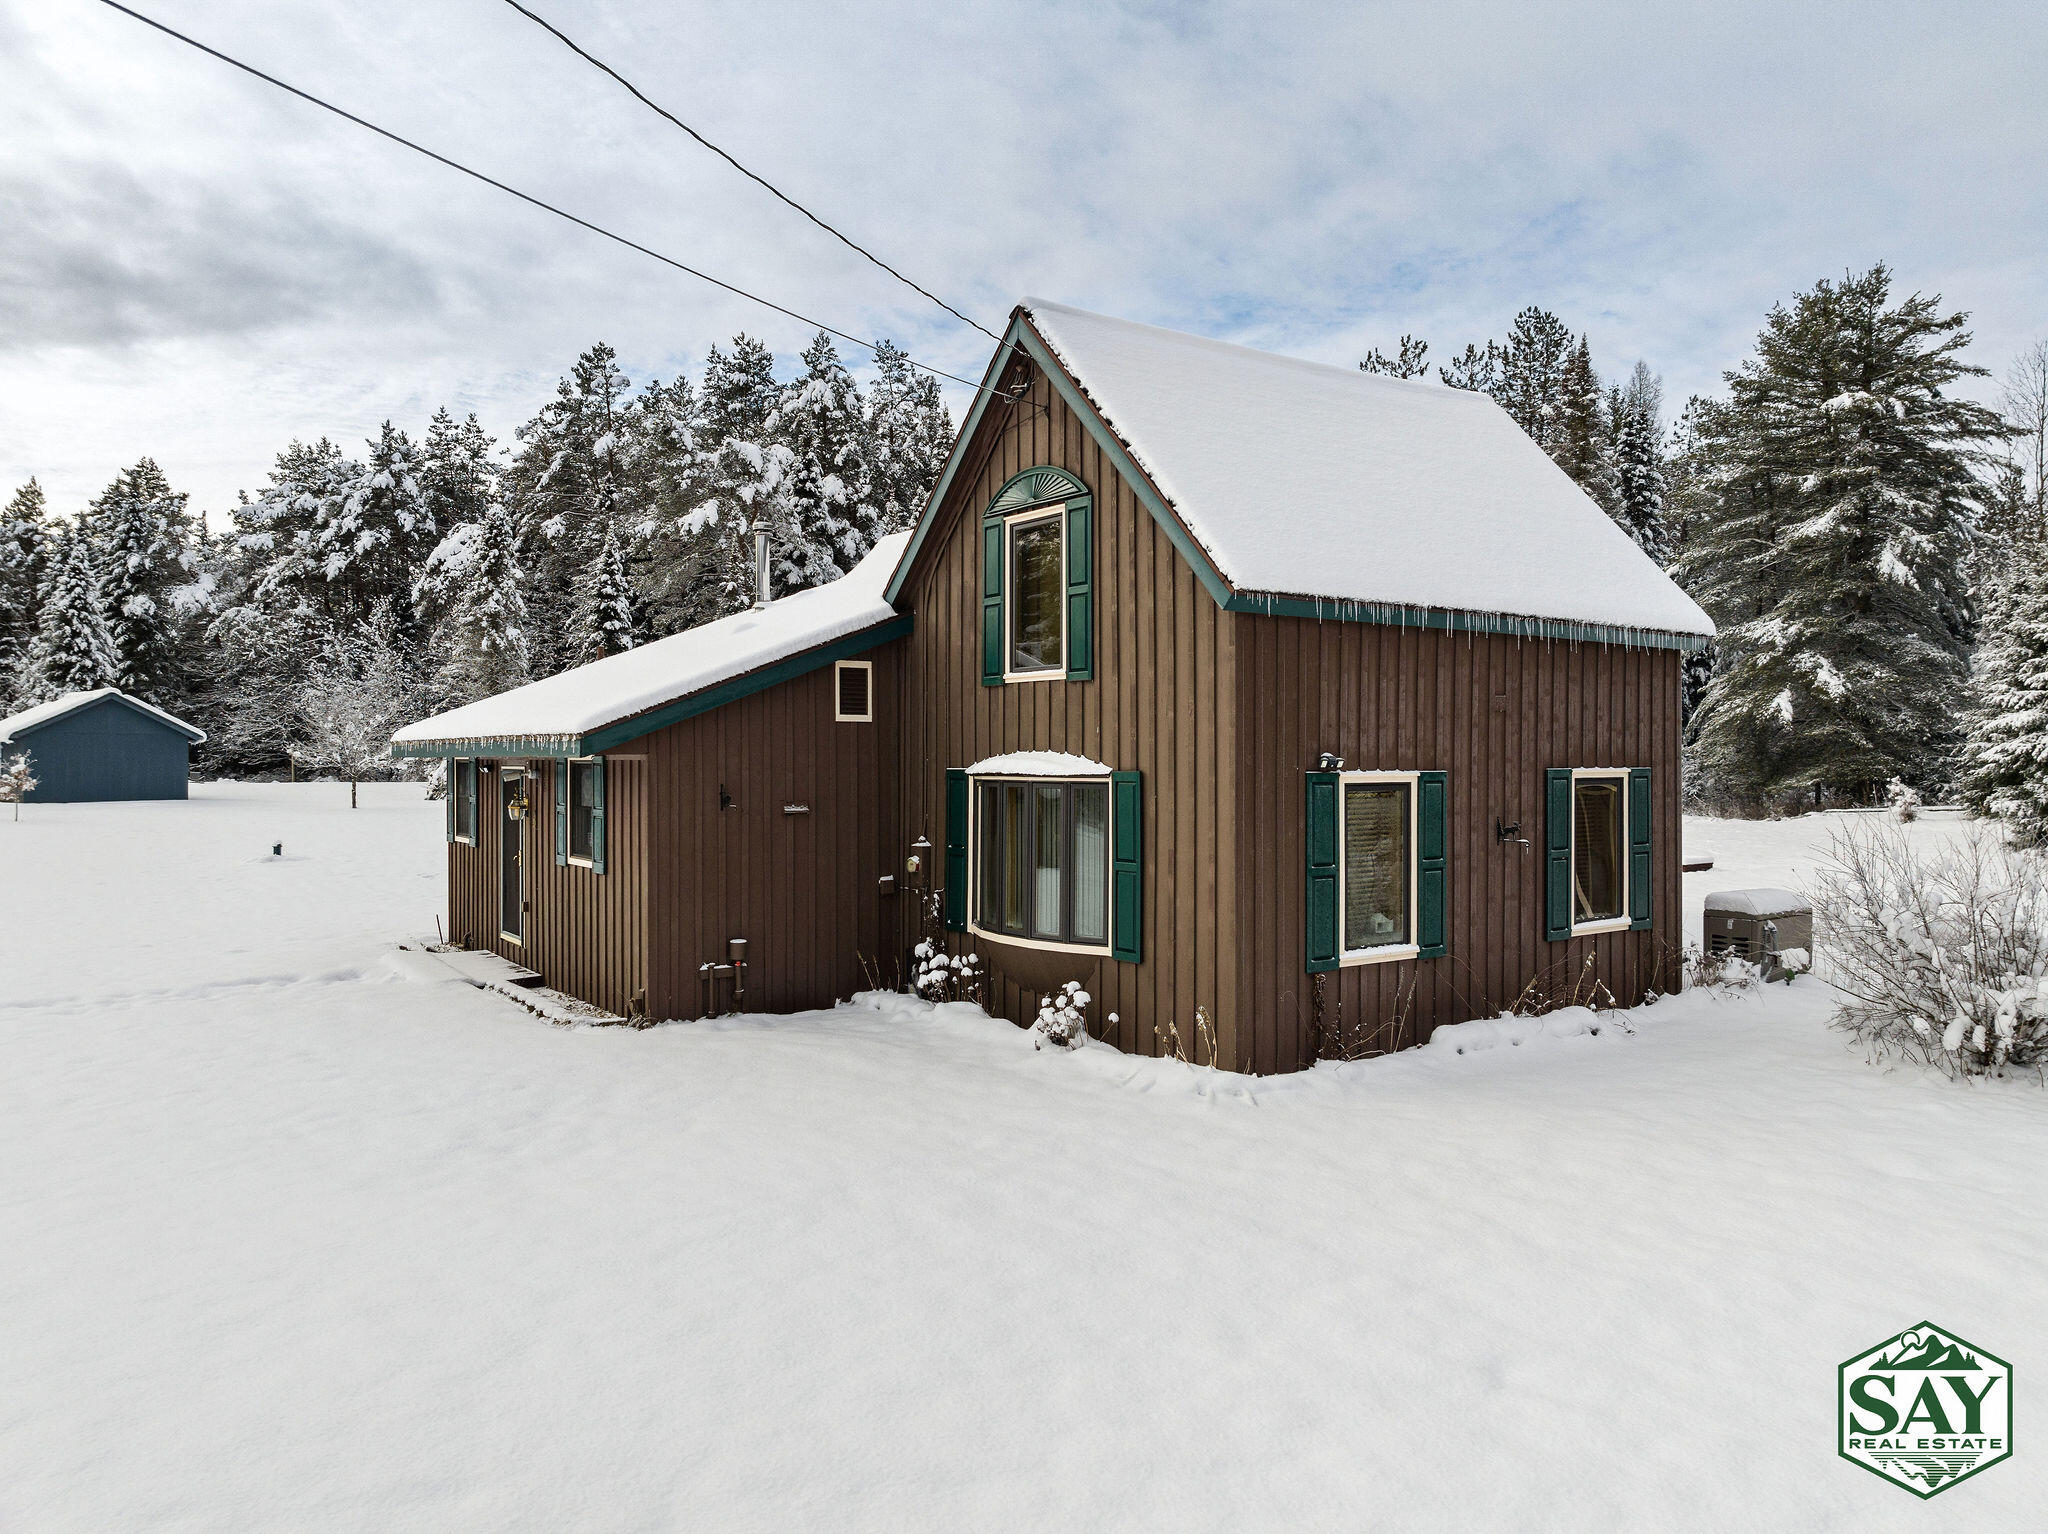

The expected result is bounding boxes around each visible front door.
[499,768,526,944]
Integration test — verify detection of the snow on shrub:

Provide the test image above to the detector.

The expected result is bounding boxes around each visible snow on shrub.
[1887,777,1921,823]
[1813,825,2048,1079]
[1033,980,1090,1050]
[911,940,984,1005]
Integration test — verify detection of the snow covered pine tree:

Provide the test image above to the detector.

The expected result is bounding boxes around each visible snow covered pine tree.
[18,528,119,701]
[0,479,51,705]
[79,457,200,702]
[1676,265,2002,809]
[1958,548,2048,843]
[414,500,531,706]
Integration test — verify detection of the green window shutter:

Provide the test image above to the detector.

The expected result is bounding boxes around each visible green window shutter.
[1629,766,1652,931]
[554,758,568,867]
[591,757,607,876]
[980,518,1004,686]
[944,769,968,930]
[466,762,478,847]
[1417,770,1448,959]
[1112,770,1142,963]
[1305,771,1340,972]
[445,759,456,843]
[1064,498,1093,682]
[1544,768,1573,941]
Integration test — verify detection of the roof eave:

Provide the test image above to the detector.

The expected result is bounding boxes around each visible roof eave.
[389,614,913,759]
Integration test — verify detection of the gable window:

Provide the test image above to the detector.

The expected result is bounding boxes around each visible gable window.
[451,758,477,843]
[834,660,873,722]
[567,759,600,865]
[980,466,1093,686]
[1571,771,1628,929]
[1006,509,1065,677]
[1340,773,1418,961]
[972,775,1110,949]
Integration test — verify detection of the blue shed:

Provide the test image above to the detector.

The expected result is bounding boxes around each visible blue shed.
[0,688,205,802]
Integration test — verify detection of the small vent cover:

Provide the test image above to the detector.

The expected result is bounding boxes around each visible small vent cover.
[835,661,872,721]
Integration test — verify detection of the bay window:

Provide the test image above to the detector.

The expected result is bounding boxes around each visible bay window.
[973,776,1110,948]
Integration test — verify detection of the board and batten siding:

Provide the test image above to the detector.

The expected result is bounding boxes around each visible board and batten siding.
[894,358,1242,1067]
[446,754,649,1016]
[640,650,902,1021]
[1234,617,1685,1074]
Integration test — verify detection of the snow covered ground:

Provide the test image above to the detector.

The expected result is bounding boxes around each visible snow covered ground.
[2,785,2041,1531]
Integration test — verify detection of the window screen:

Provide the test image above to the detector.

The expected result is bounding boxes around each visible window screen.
[974,777,1111,945]
[1343,782,1410,950]
[1008,512,1064,673]
[568,759,598,862]
[836,662,872,721]
[1573,777,1624,923]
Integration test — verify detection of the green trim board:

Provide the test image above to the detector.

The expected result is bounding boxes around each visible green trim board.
[1222,591,1709,653]
[390,615,913,759]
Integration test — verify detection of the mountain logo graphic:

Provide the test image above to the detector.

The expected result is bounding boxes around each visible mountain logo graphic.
[1839,1322,2012,1498]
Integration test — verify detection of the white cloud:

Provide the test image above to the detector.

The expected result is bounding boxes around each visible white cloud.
[2,0,2043,518]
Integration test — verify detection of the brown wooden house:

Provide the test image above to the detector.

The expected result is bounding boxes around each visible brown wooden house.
[395,301,1712,1071]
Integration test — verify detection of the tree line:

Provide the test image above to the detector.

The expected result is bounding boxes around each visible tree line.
[1365,264,2048,832]
[0,331,951,782]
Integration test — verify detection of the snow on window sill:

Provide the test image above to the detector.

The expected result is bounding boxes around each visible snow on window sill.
[1341,943,1419,968]
[968,924,1113,959]
[1571,916,1632,936]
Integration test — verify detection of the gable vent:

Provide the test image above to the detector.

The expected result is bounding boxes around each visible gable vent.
[834,661,873,722]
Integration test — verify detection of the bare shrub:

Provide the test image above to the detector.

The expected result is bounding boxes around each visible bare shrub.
[1813,825,2048,1079]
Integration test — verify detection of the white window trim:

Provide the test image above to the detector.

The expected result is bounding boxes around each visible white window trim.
[833,659,875,722]
[565,756,599,869]
[1001,502,1068,683]
[452,757,476,844]
[965,770,1114,955]
[1570,767,1632,935]
[1336,770,1421,967]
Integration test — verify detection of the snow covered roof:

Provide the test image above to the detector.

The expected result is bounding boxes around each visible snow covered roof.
[391,532,912,756]
[0,687,206,745]
[895,300,1712,645]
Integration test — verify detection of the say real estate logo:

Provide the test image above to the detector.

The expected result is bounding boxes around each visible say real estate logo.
[1839,1323,2012,1497]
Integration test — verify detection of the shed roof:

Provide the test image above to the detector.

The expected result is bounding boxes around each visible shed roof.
[391,532,911,757]
[890,301,1713,648]
[0,687,206,746]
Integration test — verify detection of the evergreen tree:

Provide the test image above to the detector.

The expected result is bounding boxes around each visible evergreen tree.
[418,408,499,533]
[865,340,953,534]
[1437,342,1500,394]
[575,523,639,663]
[1957,547,2048,842]
[1493,307,1576,453]
[18,528,118,700]
[773,331,876,593]
[1605,376,1670,561]
[417,501,530,704]
[316,422,435,625]
[1552,337,1611,501]
[676,335,788,622]
[1677,265,2004,807]
[0,479,52,702]
[234,438,354,615]
[625,372,711,639]
[504,344,641,674]
[1360,335,1431,379]
[80,457,200,701]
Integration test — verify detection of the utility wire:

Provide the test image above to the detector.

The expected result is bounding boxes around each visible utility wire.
[499,0,998,343]
[92,0,1003,394]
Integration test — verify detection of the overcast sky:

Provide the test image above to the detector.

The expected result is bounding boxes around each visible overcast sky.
[4,0,2044,522]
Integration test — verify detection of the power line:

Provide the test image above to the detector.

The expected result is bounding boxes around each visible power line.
[90,0,1003,395]
[499,0,998,344]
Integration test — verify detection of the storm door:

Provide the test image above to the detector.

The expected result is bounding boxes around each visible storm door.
[499,767,526,943]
